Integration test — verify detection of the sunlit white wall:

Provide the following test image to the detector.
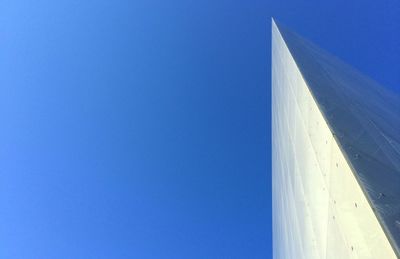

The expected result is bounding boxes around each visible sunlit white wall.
[271,20,396,259]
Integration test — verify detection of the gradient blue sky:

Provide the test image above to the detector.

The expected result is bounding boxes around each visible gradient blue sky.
[1,1,400,258]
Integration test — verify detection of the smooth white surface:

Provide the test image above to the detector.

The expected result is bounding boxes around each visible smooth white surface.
[271,20,396,259]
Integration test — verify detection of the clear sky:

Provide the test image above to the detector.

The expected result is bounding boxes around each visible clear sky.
[1,0,400,258]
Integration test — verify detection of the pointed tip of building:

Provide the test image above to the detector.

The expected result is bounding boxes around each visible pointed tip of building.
[271,17,278,30]
[271,18,283,32]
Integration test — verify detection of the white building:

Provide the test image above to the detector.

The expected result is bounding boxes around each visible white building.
[272,19,400,258]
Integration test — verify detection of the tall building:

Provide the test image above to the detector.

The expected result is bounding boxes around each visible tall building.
[272,19,400,258]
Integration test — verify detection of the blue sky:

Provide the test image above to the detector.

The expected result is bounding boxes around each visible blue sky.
[1,0,399,258]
